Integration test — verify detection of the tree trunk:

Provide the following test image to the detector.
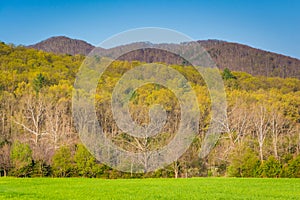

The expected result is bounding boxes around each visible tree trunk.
[273,139,278,159]
[259,143,263,162]
[173,161,179,179]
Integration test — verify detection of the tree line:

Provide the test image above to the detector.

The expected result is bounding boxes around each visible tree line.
[0,42,299,178]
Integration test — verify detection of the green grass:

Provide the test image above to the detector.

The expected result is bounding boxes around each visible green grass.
[0,177,300,199]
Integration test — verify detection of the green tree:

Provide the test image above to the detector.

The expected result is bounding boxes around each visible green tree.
[262,156,282,178]
[227,147,261,177]
[74,144,98,177]
[222,68,236,80]
[285,155,300,178]
[33,73,46,95]
[10,141,33,177]
[52,146,73,177]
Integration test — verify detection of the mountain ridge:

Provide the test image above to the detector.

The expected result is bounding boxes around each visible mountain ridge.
[27,36,300,79]
[27,36,94,56]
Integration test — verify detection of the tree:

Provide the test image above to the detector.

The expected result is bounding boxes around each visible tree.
[52,146,73,177]
[10,141,33,177]
[0,144,11,176]
[262,156,281,178]
[227,146,261,177]
[74,144,98,177]
[33,73,46,95]
[14,89,48,146]
[223,97,251,149]
[285,155,300,178]
[222,68,236,80]
[44,94,73,150]
[251,104,270,161]
[269,108,290,159]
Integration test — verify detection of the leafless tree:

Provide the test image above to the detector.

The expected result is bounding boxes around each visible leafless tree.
[0,144,11,177]
[251,104,270,161]
[45,99,75,150]
[14,94,47,146]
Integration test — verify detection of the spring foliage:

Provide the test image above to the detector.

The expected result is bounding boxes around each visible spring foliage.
[0,42,299,178]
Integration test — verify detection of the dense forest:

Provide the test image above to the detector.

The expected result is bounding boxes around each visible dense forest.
[29,36,300,79]
[0,42,300,178]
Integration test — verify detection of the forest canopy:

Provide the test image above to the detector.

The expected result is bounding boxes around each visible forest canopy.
[0,42,299,178]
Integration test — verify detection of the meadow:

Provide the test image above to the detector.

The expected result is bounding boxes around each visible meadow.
[0,177,299,199]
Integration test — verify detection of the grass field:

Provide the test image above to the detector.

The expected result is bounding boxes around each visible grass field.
[0,177,300,199]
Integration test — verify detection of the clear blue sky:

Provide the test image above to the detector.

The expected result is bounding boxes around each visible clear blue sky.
[1,0,300,58]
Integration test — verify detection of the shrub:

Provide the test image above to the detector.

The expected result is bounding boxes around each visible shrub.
[52,146,74,177]
[261,156,282,178]
[227,146,261,177]
[286,155,300,178]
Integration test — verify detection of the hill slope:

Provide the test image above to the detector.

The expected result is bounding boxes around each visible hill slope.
[27,37,300,79]
[28,36,94,55]
[198,40,300,78]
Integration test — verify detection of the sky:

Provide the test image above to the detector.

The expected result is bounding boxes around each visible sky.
[0,0,300,58]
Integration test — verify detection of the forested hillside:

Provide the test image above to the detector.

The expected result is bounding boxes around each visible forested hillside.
[28,37,300,79]
[0,42,300,178]
[28,36,94,56]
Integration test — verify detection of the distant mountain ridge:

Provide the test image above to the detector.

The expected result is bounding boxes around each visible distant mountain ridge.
[198,40,300,78]
[28,36,94,56]
[27,36,300,79]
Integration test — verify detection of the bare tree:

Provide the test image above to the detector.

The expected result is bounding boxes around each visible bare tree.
[45,99,75,150]
[0,92,15,144]
[0,144,11,177]
[251,104,270,161]
[14,94,47,146]
[216,100,251,159]
[269,109,290,159]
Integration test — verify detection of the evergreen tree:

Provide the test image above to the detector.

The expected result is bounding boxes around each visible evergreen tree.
[222,68,236,80]
[52,146,73,177]
[33,73,46,95]
[74,144,98,177]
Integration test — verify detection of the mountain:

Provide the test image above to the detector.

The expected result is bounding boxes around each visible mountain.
[198,40,300,79]
[27,36,300,79]
[27,36,95,55]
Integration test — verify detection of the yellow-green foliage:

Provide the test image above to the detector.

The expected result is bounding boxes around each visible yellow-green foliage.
[0,42,299,178]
